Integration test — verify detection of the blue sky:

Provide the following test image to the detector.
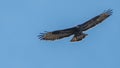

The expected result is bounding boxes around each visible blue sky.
[0,0,120,68]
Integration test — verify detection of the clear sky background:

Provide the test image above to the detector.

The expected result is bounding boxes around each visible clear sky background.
[0,0,120,68]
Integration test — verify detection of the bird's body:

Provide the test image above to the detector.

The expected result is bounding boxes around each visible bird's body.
[39,9,112,42]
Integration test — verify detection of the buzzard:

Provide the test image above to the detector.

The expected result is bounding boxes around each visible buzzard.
[38,9,112,42]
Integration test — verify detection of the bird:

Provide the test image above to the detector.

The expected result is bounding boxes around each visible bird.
[38,9,112,42]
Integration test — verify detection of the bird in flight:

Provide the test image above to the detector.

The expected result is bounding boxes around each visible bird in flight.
[38,9,112,42]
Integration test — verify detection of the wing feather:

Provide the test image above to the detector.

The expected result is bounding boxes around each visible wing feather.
[39,27,76,40]
[79,9,112,31]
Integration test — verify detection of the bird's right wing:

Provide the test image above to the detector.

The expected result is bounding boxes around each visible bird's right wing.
[38,27,76,40]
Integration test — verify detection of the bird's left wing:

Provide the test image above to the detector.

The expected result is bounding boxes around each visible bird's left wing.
[79,9,112,31]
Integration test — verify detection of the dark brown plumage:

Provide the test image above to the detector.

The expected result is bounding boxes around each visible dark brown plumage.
[38,9,112,42]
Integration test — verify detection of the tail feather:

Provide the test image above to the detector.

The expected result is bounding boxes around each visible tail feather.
[71,33,88,42]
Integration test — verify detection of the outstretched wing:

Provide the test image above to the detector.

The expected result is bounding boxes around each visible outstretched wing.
[79,9,112,31]
[38,27,76,40]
